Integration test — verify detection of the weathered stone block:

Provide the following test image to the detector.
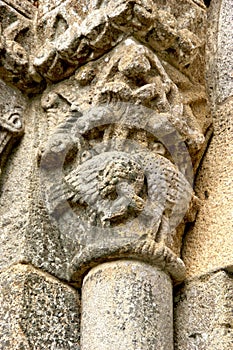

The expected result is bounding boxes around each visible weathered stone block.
[0,0,36,19]
[182,99,233,278]
[0,264,81,349]
[174,270,233,350]
[0,1,36,90]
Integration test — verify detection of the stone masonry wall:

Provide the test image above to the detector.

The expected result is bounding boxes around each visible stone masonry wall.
[174,1,233,349]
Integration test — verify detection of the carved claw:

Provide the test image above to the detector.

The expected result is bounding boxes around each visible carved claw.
[155,215,171,244]
[130,194,145,212]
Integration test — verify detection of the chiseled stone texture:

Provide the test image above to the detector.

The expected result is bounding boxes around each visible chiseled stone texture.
[0,264,81,349]
[216,0,233,103]
[38,0,88,18]
[0,99,33,272]
[38,0,65,14]
[206,0,233,105]
[0,98,71,281]
[0,0,211,284]
[182,0,233,278]
[174,270,233,350]
[182,98,233,278]
[205,0,222,106]
[0,0,36,19]
[81,260,173,350]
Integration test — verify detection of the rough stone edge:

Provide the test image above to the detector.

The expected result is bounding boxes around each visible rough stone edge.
[1,0,36,19]
[206,0,233,107]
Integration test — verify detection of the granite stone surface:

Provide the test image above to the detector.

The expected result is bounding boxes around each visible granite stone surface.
[81,260,173,350]
[182,83,233,278]
[0,264,81,350]
[216,0,233,103]
[174,270,233,350]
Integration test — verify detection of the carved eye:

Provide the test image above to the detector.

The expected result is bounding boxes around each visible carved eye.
[8,113,22,129]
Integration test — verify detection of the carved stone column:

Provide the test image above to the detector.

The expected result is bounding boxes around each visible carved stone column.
[174,1,233,348]
[81,260,173,350]
[0,1,213,349]
[36,1,210,349]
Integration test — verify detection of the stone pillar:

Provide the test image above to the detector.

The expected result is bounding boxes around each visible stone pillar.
[182,0,233,279]
[174,0,233,349]
[174,271,233,350]
[81,260,173,350]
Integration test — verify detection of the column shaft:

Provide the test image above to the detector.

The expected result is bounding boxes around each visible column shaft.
[81,260,173,350]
